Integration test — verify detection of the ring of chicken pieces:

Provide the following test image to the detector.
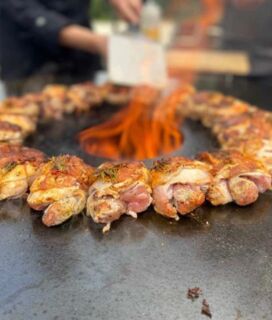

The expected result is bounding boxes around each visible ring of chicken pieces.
[197,150,271,206]
[150,157,212,220]
[27,155,95,227]
[86,162,152,233]
[0,144,45,200]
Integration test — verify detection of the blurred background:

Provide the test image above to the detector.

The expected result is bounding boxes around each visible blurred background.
[1,0,272,99]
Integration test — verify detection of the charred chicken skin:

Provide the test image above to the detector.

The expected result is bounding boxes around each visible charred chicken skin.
[87,162,152,232]
[27,155,94,227]
[198,150,271,206]
[0,144,45,200]
[150,157,212,220]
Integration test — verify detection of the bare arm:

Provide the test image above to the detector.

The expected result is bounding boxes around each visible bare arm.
[59,25,107,57]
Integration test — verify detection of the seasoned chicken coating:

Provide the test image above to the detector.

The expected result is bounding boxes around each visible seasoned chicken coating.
[213,110,272,145]
[150,157,212,220]
[27,155,94,226]
[0,113,37,137]
[65,82,104,113]
[223,137,272,177]
[0,144,45,200]
[0,94,40,118]
[0,121,23,145]
[198,150,271,206]
[40,85,68,119]
[181,91,251,126]
[87,162,152,232]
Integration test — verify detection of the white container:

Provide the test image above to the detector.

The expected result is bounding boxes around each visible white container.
[140,0,162,41]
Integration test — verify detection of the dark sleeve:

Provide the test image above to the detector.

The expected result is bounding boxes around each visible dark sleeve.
[1,0,73,53]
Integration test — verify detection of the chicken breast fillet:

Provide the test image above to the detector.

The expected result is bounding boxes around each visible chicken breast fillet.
[150,157,212,220]
[86,162,152,232]
[0,144,45,200]
[198,150,271,206]
[27,155,94,227]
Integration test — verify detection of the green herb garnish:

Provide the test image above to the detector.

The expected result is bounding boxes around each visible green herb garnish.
[96,166,119,181]
[4,161,17,172]
[52,157,66,171]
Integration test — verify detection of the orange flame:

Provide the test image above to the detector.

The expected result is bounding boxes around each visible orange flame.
[79,84,194,160]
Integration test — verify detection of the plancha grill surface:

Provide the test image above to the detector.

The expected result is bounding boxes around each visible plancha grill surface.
[0,76,272,320]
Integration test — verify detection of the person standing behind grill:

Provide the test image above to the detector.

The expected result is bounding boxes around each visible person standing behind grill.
[0,0,142,96]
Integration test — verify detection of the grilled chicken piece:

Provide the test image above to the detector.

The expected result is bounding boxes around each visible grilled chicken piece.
[40,85,68,119]
[181,91,251,126]
[0,144,45,200]
[150,157,212,220]
[102,84,131,105]
[0,94,40,118]
[87,162,152,232]
[0,121,23,145]
[213,110,272,145]
[223,138,272,177]
[198,150,271,206]
[0,113,37,137]
[27,155,94,226]
[65,82,104,113]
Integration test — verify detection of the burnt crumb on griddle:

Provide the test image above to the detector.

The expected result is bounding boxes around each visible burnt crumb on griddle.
[187,287,202,301]
[201,299,212,318]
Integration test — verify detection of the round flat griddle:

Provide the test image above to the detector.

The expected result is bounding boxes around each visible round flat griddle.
[1,76,272,320]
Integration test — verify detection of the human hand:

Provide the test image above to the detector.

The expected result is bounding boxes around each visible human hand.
[109,0,142,24]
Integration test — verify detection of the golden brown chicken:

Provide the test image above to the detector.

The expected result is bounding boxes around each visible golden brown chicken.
[65,82,104,113]
[0,144,45,200]
[40,85,68,119]
[0,121,23,145]
[212,110,272,146]
[86,162,152,232]
[198,150,271,206]
[102,84,131,105]
[27,155,94,226]
[0,94,40,119]
[223,137,272,177]
[150,157,212,220]
[180,91,251,127]
[0,113,37,137]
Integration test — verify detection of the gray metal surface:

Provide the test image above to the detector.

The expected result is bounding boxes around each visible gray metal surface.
[0,76,272,320]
